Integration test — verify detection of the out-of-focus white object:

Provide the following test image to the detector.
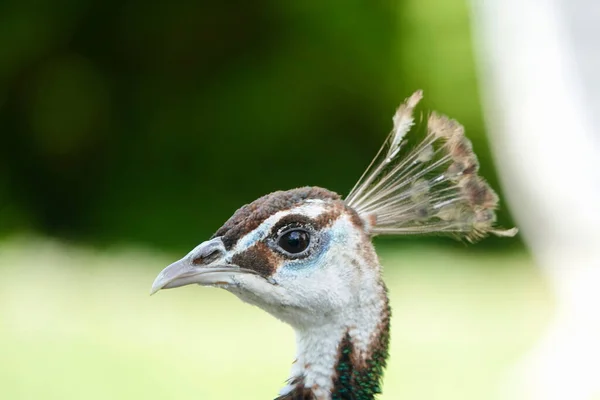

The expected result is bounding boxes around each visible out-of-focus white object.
[469,0,600,399]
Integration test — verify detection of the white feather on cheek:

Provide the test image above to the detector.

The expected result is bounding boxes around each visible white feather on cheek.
[225,214,387,398]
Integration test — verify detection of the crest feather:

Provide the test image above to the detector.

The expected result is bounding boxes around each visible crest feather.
[345,91,517,242]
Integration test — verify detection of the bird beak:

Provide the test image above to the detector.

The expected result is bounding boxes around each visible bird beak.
[150,237,258,295]
[150,261,245,295]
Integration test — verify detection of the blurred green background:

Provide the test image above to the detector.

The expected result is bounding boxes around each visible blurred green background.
[0,0,515,250]
[0,1,548,399]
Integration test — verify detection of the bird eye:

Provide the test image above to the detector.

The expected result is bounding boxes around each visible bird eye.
[277,229,310,255]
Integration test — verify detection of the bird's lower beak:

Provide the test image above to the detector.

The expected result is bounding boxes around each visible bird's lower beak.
[150,259,257,295]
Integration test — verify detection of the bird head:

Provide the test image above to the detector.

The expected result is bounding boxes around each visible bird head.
[151,187,381,329]
[152,91,517,325]
[150,91,517,399]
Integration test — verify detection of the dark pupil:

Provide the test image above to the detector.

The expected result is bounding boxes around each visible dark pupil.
[279,230,310,254]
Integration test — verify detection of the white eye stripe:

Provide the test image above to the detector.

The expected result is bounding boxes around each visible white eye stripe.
[233,202,328,253]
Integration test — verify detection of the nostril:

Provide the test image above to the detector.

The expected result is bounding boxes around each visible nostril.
[189,237,226,266]
[192,249,220,266]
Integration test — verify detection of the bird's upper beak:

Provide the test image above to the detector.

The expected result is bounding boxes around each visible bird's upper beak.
[150,237,257,295]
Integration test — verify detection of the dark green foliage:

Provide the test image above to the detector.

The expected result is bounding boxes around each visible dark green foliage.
[0,0,514,250]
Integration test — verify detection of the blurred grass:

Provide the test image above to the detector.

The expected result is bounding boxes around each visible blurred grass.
[0,237,551,400]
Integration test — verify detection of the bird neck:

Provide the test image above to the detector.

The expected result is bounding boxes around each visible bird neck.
[277,282,391,400]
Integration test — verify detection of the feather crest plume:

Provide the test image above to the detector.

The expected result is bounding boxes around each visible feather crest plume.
[345,91,517,242]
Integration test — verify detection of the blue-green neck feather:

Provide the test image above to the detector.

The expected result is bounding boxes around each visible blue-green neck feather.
[276,302,391,400]
[331,304,391,400]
